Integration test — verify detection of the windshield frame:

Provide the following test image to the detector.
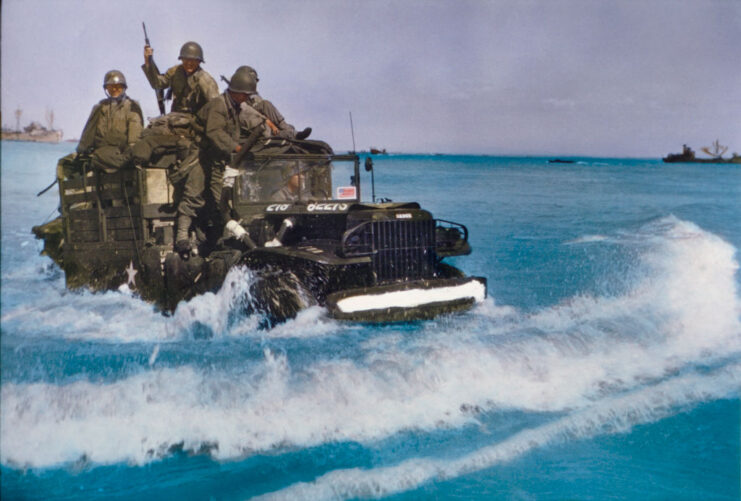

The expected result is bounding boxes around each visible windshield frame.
[234,153,360,205]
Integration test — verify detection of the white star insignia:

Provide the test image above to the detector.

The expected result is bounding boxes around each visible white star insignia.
[125,260,138,287]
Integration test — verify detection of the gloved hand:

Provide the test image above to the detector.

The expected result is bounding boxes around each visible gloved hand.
[223,166,239,188]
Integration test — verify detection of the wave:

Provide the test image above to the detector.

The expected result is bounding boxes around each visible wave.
[257,364,741,500]
[1,216,739,470]
[2,263,354,344]
[0,285,170,342]
[563,234,609,245]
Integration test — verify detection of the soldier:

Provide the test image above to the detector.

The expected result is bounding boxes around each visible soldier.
[235,66,311,140]
[194,68,253,248]
[142,41,217,254]
[142,41,219,115]
[77,70,143,173]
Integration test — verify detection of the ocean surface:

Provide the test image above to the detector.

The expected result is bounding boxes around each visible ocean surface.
[2,140,740,500]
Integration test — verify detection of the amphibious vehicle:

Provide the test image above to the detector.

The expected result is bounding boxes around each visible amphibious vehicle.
[33,138,486,323]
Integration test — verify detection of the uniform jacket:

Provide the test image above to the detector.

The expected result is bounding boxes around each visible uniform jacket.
[198,93,242,161]
[239,94,297,139]
[142,63,219,115]
[77,97,143,154]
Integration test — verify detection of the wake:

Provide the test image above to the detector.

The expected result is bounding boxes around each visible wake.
[1,216,739,475]
[257,364,741,500]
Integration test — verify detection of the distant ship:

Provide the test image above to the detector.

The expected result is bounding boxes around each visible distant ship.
[663,141,740,164]
[370,147,387,155]
[1,108,63,143]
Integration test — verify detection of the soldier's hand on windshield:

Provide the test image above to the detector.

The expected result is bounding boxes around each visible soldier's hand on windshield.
[266,119,279,135]
[144,46,153,64]
[223,166,239,188]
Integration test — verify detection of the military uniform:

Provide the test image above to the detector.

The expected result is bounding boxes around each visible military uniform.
[243,95,297,139]
[77,97,143,171]
[197,92,242,227]
[141,53,218,245]
[141,64,219,115]
[231,66,308,141]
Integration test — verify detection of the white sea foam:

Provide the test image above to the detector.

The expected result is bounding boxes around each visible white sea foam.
[0,286,171,342]
[266,306,344,339]
[1,216,739,470]
[563,234,609,245]
[148,344,160,366]
[257,364,741,500]
[469,296,518,320]
[1,266,261,342]
[168,266,257,339]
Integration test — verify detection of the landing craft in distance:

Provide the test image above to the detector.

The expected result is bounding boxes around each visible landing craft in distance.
[1,108,63,143]
[663,141,741,164]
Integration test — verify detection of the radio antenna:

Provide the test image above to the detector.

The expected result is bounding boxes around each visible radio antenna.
[349,111,356,153]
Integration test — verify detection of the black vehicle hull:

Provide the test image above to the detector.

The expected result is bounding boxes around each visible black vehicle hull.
[33,151,487,324]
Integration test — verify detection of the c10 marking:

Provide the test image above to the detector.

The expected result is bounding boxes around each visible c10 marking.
[266,204,291,212]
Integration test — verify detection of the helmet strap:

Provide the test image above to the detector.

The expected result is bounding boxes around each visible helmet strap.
[105,89,126,101]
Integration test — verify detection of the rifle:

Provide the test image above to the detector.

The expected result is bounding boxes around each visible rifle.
[36,179,57,197]
[142,22,166,115]
[231,126,264,167]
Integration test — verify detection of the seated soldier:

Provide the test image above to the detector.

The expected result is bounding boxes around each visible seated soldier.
[270,170,301,201]
[77,70,143,172]
[234,66,311,141]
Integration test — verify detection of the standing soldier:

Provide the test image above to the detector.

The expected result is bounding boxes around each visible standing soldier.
[142,41,219,115]
[235,66,311,140]
[194,69,252,249]
[77,70,143,172]
[142,41,218,253]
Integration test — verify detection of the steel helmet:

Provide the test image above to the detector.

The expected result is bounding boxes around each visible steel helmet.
[178,41,204,62]
[237,65,259,82]
[227,68,257,95]
[103,70,127,89]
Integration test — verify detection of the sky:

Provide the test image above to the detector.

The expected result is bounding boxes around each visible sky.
[2,0,739,157]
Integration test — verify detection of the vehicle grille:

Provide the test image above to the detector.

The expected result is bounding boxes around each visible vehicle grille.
[368,219,436,282]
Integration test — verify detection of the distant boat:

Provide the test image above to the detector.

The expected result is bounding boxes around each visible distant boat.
[2,110,63,143]
[547,159,575,164]
[663,141,741,164]
[370,147,387,155]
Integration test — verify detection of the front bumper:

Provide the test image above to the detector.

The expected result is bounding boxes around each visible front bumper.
[325,276,487,322]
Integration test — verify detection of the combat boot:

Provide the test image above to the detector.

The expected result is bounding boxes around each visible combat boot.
[175,214,192,258]
[295,127,312,140]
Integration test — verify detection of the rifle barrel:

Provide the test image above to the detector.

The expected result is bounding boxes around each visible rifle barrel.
[142,22,150,46]
[37,179,58,197]
[142,22,166,115]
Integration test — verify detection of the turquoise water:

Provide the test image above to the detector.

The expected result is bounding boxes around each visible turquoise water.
[2,141,740,499]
